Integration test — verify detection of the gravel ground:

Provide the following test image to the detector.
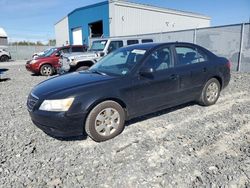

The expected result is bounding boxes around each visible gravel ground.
[0,61,250,188]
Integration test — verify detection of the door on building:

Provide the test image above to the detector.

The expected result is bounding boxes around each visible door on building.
[72,28,83,45]
[89,20,103,38]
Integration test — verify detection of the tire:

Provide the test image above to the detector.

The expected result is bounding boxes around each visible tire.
[40,64,53,76]
[85,100,125,142]
[0,55,9,62]
[199,78,221,106]
[76,66,89,72]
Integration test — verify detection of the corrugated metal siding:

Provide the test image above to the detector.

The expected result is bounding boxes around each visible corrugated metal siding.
[68,1,110,45]
[109,2,210,37]
[55,16,69,46]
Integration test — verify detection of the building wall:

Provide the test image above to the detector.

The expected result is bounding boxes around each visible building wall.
[109,1,210,37]
[55,16,69,46]
[68,1,110,45]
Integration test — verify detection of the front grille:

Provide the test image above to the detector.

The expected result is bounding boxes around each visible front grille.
[27,93,39,112]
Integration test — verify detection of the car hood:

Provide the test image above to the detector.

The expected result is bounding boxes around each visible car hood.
[74,51,98,60]
[32,71,114,98]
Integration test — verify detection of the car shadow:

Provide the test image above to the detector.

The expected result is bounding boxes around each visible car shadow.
[125,102,196,126]
[0,78,11,82]
[51,102,196,142]
[43,131,88,141]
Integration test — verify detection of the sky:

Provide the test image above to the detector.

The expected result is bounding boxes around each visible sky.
[0,0,249,43]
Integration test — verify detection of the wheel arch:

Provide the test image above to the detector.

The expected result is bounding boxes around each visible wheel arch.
[211,75,223,89]
[76,60,95,69]
[84,97,128,124]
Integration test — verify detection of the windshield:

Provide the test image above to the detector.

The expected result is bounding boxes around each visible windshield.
[43,48,57,57]
[89,47,147,76]
[89,40,107,51]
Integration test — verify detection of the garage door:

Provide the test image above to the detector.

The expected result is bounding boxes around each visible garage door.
[72,28,83,45]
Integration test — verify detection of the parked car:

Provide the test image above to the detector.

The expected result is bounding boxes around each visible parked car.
[27,42,231,142]
[25,45,87,76]
[58,38,154,73]
[0,48,11,62]
[32,48,56,59]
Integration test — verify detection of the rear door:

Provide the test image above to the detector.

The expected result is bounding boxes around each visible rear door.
[173,45,210,100]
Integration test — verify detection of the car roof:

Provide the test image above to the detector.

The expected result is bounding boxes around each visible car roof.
[123,42,197,50]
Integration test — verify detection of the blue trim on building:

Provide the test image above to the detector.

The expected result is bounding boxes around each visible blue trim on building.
[68,1,110,45]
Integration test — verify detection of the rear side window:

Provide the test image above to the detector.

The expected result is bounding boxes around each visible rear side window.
[127,40,139,45]
[175,46,208,66]
[142,39,153,43]
[107,41,123,53]
[71,46,84,52]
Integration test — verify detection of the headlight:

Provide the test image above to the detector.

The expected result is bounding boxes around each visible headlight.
[39,98,74,112]
[30,60,37,64]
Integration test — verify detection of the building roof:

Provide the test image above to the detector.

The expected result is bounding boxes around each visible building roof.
[55,0,210,25]
[0,27,7,37]
[112,0,210,20]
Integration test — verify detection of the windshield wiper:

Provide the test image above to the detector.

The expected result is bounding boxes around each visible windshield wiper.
[90,70,107,75]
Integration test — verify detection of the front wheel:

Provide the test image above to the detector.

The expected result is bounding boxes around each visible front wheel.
[40,64,53,76]
[199,78,221,106]
[85,101,125,142]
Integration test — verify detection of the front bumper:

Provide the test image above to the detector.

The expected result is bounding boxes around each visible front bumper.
[25,62,40,74]
[29,110,87,137]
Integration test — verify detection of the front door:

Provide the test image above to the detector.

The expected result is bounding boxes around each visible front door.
[130,46,180,116]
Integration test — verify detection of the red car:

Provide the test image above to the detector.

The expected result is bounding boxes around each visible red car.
[25,45,87,76]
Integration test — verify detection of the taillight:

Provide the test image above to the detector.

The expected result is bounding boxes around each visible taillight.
[226,60,232,69]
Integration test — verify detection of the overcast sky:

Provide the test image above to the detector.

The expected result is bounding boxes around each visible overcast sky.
[0,0,249,42]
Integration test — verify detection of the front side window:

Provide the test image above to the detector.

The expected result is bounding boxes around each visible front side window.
[175,46,208,66]
[142,47,172,71]
[107,41,123,53]
[90,47,147,76]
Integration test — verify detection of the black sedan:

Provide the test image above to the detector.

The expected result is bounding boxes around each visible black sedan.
[27,42,231,142]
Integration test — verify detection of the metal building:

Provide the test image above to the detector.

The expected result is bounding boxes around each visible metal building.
[54,0,211,46]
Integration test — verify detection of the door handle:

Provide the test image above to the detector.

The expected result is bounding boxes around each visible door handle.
[169,74,178,80]
[203,67,207,72]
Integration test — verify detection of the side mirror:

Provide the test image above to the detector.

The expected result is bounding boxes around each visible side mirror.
[99,52,105,57]
[139,67,154,78]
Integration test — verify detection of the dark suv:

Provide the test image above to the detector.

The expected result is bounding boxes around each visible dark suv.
[25,45,87,76]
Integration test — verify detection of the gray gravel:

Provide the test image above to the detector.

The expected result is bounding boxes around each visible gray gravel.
[0,61,250,188]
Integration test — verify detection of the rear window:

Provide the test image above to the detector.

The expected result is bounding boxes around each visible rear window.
[127,40,139,45]
[71,46,84,52]
[142,39,153,43]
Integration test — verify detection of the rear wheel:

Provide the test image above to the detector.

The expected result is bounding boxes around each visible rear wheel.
[85,101,125,142]
[199,78,221,106]
[0,55,9,62]
[40,64,53,76]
